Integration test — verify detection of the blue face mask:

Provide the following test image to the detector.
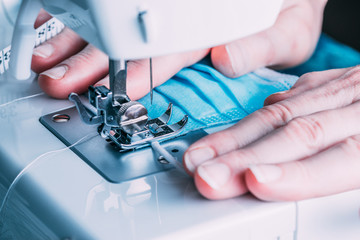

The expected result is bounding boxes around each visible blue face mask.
[138,60,298,133]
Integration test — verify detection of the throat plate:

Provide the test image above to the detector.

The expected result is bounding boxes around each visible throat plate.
[39,107,207,183]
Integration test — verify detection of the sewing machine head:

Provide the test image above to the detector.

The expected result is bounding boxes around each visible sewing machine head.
[11,0,283,63]
[9,0,283,151]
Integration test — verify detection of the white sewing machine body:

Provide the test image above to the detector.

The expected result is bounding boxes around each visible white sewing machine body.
[42,0,284,60]
[10,0,284,79]
[1,0,360,239]
[1,79,360,239]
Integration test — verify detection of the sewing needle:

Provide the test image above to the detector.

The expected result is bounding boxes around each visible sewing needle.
[150,58,153,105]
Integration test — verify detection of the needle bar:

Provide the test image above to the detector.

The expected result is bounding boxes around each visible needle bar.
[150,58,154,104]
[109,59,129,104]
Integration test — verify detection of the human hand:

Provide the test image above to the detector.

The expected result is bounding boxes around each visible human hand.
[32,0,326,99]
[183,66,360,201]
[31,10,209,99]
[211,0,327,78]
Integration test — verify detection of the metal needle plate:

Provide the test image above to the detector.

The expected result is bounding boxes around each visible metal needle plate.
[40,107,207,183]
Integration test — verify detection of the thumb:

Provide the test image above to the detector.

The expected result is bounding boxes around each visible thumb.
[211,31,277,78]
[95,49,210,100]
[211,0,323,78]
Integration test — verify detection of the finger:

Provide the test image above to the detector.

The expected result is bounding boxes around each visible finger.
[264,68,352,106]
[211,0,324,78]
[192,100,360,199]
[194,161,248,200]
[184,67,360,174]
[246,134,360,201]
[38,44,108,99]
[34,9,52,28]
[95,49,210,100]
[225,99,360,167]
[39,47,208,99]
[32,27,87,73]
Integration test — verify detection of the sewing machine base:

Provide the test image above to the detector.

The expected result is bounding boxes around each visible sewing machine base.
[39,106,207,183]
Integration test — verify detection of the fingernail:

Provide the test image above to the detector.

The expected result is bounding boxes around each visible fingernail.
[225,45,238,77]
[274,89,292,96]
[197,162,231,189]
[40,65,68,80]
[184,147,216,173]
[249,165,282,183]
[33,43,54,58]
[273,90,289,95]
[264,90,289,106]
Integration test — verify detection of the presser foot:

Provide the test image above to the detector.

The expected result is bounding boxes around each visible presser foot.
[68,86,188,151]
[39,105,207,182]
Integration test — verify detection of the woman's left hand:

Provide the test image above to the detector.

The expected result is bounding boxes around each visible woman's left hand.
[183,66,360,201]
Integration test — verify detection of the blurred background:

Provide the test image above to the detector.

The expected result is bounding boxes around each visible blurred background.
[323,0,360,51]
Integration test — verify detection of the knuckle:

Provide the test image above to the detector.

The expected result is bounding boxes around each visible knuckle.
[308,67,360,106]
[257,102,294,126]
[298,72,321,88]
[313,84,337,103]
[300,72,316,83]
[335,67,360,100]
[341,68,360,88]
[285,116,325,149]
[348,65,360,76]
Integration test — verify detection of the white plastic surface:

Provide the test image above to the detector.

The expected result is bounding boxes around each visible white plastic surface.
[0,79,297,239]
[9,0,42,80]
[1,0,22,24]
[297,190,360,240]
[3,1,360,237]
[0,0,16,49]
[1,74,360,239]
[10,0,283,80]
[46,0,284,59]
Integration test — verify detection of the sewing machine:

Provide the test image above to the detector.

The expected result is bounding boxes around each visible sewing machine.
[1,0,360,239]
[9,0,289,181]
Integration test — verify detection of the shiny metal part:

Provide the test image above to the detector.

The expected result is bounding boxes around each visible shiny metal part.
[69,86,187,150]
[109,59,129,104]
[68,93,103,125]
[69,56,187,151]
[39,106,208,183]
[110,112,188,150]
[118,101,148,134]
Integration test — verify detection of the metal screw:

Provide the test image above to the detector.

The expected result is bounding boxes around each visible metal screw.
[52,114,70,123]
[107,116,114,121]
[158,156,169,164]
[171,148,179,153]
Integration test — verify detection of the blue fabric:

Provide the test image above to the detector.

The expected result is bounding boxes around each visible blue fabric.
[283,34,360,76]
[139,34,360,133]
[138,61,297,132]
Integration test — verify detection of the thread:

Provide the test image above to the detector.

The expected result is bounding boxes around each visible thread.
[0,92,44,108]
[0,132,98,218]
